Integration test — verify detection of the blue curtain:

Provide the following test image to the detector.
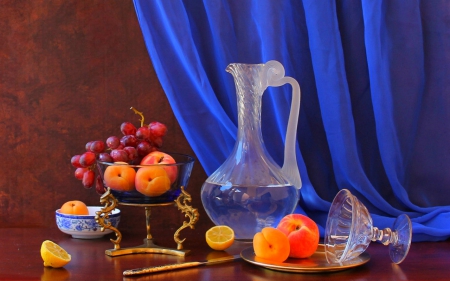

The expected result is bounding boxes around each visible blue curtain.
[133,0,450,242]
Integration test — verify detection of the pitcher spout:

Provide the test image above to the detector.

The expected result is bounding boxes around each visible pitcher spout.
[226,63,267,96]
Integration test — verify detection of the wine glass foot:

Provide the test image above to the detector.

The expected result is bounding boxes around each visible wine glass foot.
[389,214,412,264]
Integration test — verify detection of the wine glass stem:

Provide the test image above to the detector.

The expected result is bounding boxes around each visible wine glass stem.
[371,227,398,246]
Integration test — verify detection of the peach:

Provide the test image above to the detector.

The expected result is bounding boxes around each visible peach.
[135,166,171,197]
[277,214,319,258]
[253,227,290,263]
[140,151,177,183]
[103,164,136,192]
[60,200,89,215]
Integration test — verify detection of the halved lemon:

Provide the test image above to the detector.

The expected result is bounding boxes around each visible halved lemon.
[205,225,235,251]
[40,240,71,268]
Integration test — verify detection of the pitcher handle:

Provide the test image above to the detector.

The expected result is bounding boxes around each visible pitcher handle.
[265,61,302,189]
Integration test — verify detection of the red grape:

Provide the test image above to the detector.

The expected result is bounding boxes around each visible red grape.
[75,167,88,180]
[110,149,129,162]
[98,152,113,163]
[95,175,106,195]
[124,146,138,161]
[85,141,94,151]
[137,141,152,156]
[82,170,95,188]
[90,140,105,153]
[72,115,168,192]
[71,155,83,168]
[149,122,167,138]
[106,136,120,149]
[120,135,138,147]
[130,158,142,165]
[79,151,96,167]
[120,122,137,136]
[136,127,151,140]
[150,136,163,148]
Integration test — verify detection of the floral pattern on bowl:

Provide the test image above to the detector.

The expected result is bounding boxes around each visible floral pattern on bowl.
[56,206,120,239]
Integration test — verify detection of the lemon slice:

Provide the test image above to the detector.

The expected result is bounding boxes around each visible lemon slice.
[206,225,235,251]
[40,240,71,268]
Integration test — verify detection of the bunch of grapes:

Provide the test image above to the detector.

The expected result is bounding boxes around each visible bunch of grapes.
[70,108,167,195]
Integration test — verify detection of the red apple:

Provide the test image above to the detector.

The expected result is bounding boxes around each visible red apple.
[276,214,319,258]
[103,164,136,192]
[135,166,171,197]
[140,151,177,183]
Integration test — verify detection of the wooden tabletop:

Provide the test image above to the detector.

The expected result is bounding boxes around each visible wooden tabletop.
[0,227,448,281]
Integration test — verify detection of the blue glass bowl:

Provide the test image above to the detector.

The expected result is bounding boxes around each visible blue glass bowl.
[96,153,195,204]
[56,206,120,239]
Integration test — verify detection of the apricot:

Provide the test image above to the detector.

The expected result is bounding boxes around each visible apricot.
[253,227,290,263]
[60,200,89,215]
[104,164,136,192]
[135,166,171,197]
[277,214,319,258]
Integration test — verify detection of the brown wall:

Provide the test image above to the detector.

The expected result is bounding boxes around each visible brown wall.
[0,1,210,236]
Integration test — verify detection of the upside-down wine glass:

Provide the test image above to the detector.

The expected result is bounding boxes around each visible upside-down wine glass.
[324,189,412,264]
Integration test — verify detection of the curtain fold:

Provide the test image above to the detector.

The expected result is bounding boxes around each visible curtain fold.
[133,0,450,241]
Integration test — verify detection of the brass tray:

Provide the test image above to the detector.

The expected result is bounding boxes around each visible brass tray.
[240,244,370,273]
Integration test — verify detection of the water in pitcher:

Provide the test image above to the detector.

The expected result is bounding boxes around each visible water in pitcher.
[201,181,298,240]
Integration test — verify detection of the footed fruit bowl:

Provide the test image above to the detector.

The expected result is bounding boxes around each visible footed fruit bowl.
[95,152,199,256]
[56,206,121,239]
[69,110,199,256]
[96,152,195,204]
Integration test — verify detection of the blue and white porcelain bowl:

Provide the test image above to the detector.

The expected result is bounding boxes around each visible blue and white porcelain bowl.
[55,206,120,239]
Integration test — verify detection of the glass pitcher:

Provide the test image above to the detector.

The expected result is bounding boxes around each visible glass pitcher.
[201,60,302,240]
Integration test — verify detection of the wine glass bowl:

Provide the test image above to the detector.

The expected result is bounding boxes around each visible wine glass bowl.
[96,153,195,204]
[324,189,412,264]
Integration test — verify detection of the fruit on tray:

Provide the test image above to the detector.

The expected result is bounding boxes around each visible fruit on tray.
[277,214,319,258]
[60,200,89,215]
[140,151,177,183]
[135,166,171,196]
[70,107,168,195]
[253,227,290,263]
[206,225,235,251]
[103,164,136,192]
[41,240,71,268]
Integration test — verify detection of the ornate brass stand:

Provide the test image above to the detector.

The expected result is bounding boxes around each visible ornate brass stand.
[95,186,199,257]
